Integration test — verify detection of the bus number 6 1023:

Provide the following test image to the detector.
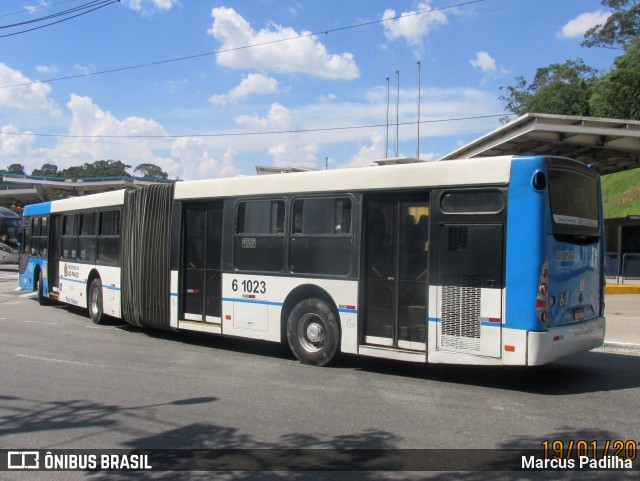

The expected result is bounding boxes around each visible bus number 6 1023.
[232,279,267,295]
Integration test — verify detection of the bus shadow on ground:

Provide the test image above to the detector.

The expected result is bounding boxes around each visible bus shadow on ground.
[57,301,640,397]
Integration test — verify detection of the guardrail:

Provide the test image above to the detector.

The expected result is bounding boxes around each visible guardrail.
[606,252,640,284]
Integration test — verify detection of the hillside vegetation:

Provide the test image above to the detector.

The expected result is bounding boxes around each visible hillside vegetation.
[601,168,640,218]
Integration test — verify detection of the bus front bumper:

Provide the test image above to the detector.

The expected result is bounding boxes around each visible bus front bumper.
[526,316,605,366]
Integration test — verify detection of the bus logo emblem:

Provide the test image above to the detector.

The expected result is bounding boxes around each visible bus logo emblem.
[556,251,575,261]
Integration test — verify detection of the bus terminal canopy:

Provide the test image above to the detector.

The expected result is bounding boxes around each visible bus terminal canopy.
[0,175,175,206]
[440,113,640,175]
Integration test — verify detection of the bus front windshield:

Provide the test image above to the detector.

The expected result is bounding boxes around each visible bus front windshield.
[548,167,600,241]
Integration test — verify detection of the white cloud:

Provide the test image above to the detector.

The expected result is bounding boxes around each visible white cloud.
[268,141,319,168]
[340,131,386,168]
[122,0,179,12]
[36,65,59,74]
[171,139,241,179]
[0,124,35,158]
[558,10,611,39]
[470,51,496,72]
[208,7,359,80]
[47,94,173,175]
[235,103,293,130]
[382,1,448,49]
[73,63,96,76]
[210,73,279,105]
[0,63,61,116]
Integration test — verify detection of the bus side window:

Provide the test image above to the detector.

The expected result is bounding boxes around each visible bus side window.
[97,210,120,265]
[61,214,78,260]
[40,216,48,257]
[289,197,353,276]
[21,220,30,256]
[31,217,40,256]
[234,199,286,272]
[78,212,97,262]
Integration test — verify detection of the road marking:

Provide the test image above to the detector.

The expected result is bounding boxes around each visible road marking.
[25,320,57,325]
[15,354,109,368]
[18,292,37,298]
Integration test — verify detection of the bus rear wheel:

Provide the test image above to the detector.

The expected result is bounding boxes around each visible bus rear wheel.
[287,298,340,366]
[88,278,105,325]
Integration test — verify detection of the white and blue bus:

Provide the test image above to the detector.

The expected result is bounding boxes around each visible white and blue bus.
[18,155,605,366]
[0,206,21,264]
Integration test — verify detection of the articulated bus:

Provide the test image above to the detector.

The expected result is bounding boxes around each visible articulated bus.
[0,206,21,264]
[18,155,605,366]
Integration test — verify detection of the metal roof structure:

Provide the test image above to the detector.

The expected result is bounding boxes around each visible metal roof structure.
[440,113,640,174]
[0,174,175,206]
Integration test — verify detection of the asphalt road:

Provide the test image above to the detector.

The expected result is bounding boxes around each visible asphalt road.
[1,266,639,480]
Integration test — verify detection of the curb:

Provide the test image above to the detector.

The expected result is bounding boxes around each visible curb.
[605,285,640,295]
[602,341,640,352]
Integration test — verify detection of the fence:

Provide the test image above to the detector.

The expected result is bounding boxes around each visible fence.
[605,252,640,284]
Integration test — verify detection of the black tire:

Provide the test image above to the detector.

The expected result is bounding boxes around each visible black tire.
[286,298,340,366]
[88,278,104,324]
[37,271,50,306]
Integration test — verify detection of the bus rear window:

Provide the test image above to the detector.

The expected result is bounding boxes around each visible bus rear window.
[548,167,599,239]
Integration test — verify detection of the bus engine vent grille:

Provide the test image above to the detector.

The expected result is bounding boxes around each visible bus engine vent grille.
[441,275,481,351]
[447,226,468,251]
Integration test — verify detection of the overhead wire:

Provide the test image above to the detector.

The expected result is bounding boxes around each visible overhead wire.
[0,0,83,19]
[0,0,119,39]
[2,114,514,140]
[0,0,505,145]
[0,0,487,88]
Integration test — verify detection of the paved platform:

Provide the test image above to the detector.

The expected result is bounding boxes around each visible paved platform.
[602,294,640,352]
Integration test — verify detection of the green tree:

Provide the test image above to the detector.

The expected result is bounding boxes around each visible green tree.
[499,59,599,122]
[134,163,168,179]
[59,159,132,179]
[582,0,640,49]
[589,38,640,119]
[0,163,26,175]
[31,163,59,177]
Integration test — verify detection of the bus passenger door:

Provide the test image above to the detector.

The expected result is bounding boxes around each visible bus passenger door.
[362,195,429,351]
[182,202,223,323]
[49,214,61,295]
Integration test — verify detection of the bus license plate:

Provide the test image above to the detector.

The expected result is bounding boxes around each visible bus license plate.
[574,308,585,321]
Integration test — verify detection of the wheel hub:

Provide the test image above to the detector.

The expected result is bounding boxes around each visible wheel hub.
[306,322,325,343]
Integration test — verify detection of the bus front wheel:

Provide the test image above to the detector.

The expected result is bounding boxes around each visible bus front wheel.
[37,271,49,306]
[88,278,104,325]
[287,298,340,366]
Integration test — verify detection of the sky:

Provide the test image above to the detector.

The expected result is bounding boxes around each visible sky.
[0,0,621,180]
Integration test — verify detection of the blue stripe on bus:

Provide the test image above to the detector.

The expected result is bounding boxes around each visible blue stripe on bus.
[59,277,86,285]
[222,297,283,307]
[221,296,357,314]
[23,202,52,216]
[58,277,120,290]
[429,317,501,328]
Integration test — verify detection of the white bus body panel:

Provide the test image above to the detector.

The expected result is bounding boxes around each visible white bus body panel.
[57,262,121,318]
[427,285,505,365]
[220,274,359,353]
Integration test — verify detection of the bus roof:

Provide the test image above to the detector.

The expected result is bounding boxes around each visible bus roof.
[174,155,515,201]
[22,156,518,214]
